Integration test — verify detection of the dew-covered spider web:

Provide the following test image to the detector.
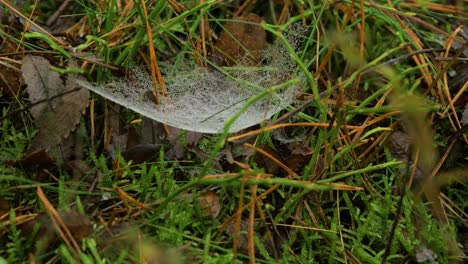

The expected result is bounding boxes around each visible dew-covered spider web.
[77,27,304,133]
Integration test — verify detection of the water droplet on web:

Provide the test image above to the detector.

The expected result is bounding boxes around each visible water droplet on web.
[77,24,306,133]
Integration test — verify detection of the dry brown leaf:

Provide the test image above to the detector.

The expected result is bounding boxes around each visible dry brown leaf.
[141,117,168,145]
[199,190,220,219]
[107,103,127,152]
[17,149,55,168]
[120,144,163,164]
[21,55,64,119]
[95,223,185,263]
[185,130,203,146]
[461,103,468,126]
[22,56,89,151]
[254,145,282,175]
[161,126,203,159]
[213,13,267,66]
[55,210,93,241]
[388,131,411,161]
[225,218,250,253]
[0,65,22,97]
[21,210,92,251]
[0,198,10,220]
[388,130,426,183]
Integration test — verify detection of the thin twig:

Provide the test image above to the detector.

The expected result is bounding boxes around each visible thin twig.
[361,48,444,74]
[381,149,412,264]
[0,87,83,123]
[46,0,74,27]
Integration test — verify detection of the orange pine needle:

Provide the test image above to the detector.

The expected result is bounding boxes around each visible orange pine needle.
[140,0,166,106]
[36,186,81,257]
[115,187,149,210]
[243,143,298,177]
[228,122,361,142]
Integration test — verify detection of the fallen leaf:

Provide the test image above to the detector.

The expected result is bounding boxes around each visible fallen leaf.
[153,125,203,160]
[119,144,163,164]
[166,126,185,159]
[96,223,186,263]
[185,130,203,146]
[254,145,282,175]
[285,153,310,175]
[447,62,468,98]
[0,198,10,220]
[225,218,249,253]
[21,55,64,119]
[21,210,92,252]
[0,65,22,97]
[21,56,89,151]
[16,149,55,169]
[63,159,98,180]
[199,190,220,219]
[388,130,426,183]
[165,126,204,159]
[141,117,172,148]
[54,210,93,240]
[388,131,411,161]
[461,103,468,126]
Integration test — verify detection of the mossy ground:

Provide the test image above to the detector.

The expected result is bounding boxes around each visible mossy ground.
[0,0,466,263]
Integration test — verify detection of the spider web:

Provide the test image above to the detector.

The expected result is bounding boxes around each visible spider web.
[77,27,304,133]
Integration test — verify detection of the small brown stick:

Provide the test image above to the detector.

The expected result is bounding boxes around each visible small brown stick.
[0,87,84,123]
[433,57,468,61]
[140,0,166,105]
[227,96,317,145]
[243,143,298,177]
[46,0,73,27]
[115,187,150,210]
[36,186,81,257]
[228,122,361,142]
[0,0,65,45]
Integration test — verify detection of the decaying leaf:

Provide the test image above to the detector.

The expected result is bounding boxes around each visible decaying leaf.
[141,117,168,145]
[223,217,279,256]
[213,13,267,66]
[388,131,411,161]
[199,190,220,219]
[184,130,203,146]
[16,149,55,168]
[254,145,282,175]
[0,65,22,97]
[21,55,89,151]
[21,210,92,251]
[120,144,163,164]
[225,218,250,253]
[21,55,64,119]
[461,103,468,126]
[0,198,10,219]
[388,130,426,184]
[107,103,127,151]
[96,223,186,263]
